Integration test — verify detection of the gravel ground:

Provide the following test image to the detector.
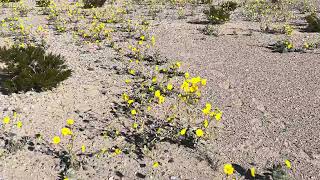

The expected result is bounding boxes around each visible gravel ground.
[0,1,319,179]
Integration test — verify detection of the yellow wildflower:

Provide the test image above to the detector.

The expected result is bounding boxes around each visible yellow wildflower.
[3,116,10,124]
[223,164,234,175]
[202,103,212,115]
[125,79,131,83]
[190,76,201,84]
[152,76,157,83]
[154,90,161,98]
[129,69,135,75]
[201,79,207,86]
[81,145,86,153]
[153,162,159,168]
[158,96,165,104]
[180,128,187,135]
[196,129,204,137]
[151,35,155,46]
[176,62,181,68]
[52,136,61,144]
[184,72,190,79]
[128,99,134,105]
[203,119,209,128]
[147,106,151,111]
[181,81,190,92]
[61,127,73,136]
[122,93,129,101]
[132,122,138,129]
[250,167,255,177]
[114,148,121,155]
[66,119,74,125]
[167,83,173,90]
[13,112,18,118]
[285,159,291,169]
[16,121,23,128]
[131,109,137,115]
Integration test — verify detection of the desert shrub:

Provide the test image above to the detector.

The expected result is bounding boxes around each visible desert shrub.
[268,39,295,53]
[204,1,238,24]
[0,45,71,93]
[225,160,291,179]
[221,1,238,11]
[83,0,107,8]
[35,0,51,7]
[305,13,320,32]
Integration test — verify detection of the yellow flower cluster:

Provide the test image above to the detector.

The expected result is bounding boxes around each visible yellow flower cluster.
[181,75,206,94]
[154,90,165,104]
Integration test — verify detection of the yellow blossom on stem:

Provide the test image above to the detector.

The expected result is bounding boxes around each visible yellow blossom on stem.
[285,159,291,169]
[154,90,161,98]
[66,119,74,125]
[114,148,121,155]
[184,72,190,78]
[81,145,86,153]
[152,76,157,83]
[129,69,135,75]
[250,167,255,177]
[52,136,61,144]
[195,129,204,137]
[131,109,137,115]
[176,62,181,68]
[202,103,212,115]
[128,99,134,105]
[16,121,23,128]
[151,35,155,46]
[3,116,10,124]
[201,79,207,86]
[180,128,187,135]
[13,112,18,118]
[203,119,209,128]
[61,127,73,136]
[167,83,173,90]
[132,122,138,129]
[153,161,159,168]
[158,96,165,104]
[224,164,234,175]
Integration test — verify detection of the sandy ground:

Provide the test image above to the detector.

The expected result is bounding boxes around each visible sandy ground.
[0,1,319,179]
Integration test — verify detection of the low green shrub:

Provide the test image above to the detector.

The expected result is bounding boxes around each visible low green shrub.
[83,0,107,8]
[204,1,238,24]
[0,45,71,93]
[305,13,320,32]
[268,40,295,53]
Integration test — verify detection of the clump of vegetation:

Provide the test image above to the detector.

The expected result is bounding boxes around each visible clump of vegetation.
[0,45,71,93]
[35,0,51,7]
[223,160,292,179]
[202,24,220,36]
[204,1,238,24]
[243,0,294,22]
[268,39,295,53]
[83,0,107,8]
[305,13,320,32]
